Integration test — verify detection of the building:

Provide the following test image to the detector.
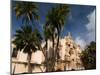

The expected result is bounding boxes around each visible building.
[11,32,84,74]
[55,32,84,71]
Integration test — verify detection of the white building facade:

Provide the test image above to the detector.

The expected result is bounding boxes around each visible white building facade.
[11,32,84,74]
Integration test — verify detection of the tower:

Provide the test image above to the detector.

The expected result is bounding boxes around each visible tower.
[56,32,84,71]
[64,32,84,70]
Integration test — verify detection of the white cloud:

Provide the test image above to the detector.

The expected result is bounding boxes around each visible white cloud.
[86,10,96,42]
[75,36,86,50]
[74,10,96,50]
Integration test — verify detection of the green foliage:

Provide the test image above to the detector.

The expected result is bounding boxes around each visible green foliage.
[12,2,71,72]
[12,25,42,53]
[44,4,70,46]
[43,4,70,71]
[13,1,39,24]
[81,41,96,69]
[46,4,70,33]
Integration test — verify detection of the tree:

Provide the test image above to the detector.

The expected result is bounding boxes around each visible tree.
[43,24,56,72]
[13,1,39,24]
[12,25,43,73]
[45,4,70,71]
[12,2,47,73]
[81,41,96,69]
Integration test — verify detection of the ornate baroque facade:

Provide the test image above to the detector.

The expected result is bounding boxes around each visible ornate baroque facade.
[12,32,84,74]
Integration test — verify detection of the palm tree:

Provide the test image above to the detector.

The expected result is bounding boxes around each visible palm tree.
[13,1,39,24]
[12,25,43,73]
[45,4,70,71]
[43,23,56,71]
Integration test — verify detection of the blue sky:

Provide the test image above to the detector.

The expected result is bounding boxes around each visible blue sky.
[12,1,96,49]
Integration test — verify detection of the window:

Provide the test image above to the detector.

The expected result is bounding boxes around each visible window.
[12,48,18,58]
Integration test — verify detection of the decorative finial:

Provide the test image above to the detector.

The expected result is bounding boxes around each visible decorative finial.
[68,32,71,36]
[67,32,72,39]
[68,32,71,37]
[65,32,72,39]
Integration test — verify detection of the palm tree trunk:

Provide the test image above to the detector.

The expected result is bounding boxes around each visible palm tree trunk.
[46,39,48,49]
[12,63,16,75]
[56,30,60,60]
[39,46,49,72]
[27,52,32,73]
[38,64,44,72]
[54,30,60,71]
[51,35,55,71]
[45,39,49,72]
